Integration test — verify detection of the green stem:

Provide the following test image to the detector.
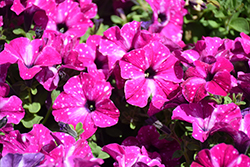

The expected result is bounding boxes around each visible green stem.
[28,88,32,104]
[42,106,52,125]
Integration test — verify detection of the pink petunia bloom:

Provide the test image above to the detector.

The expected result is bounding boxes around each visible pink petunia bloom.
[102,143,165,167]
[0,64,10,97]
[181,57,234,103]
[0,124,54,156]
[122,125,181,167]
[52,72,120,139]
[172,101,242,142]
[11,0,55,16]
[11,0,56,30]
[191,143,250,167]
[99,21,152,71]
[0,37,61,80]
[119,41,183,108]
[146,0,187,47]
[0,96,25,124]
[40,132,104,166]
[46,0,95,38]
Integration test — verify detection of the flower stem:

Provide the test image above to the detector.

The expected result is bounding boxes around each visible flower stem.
[42,106,52,125]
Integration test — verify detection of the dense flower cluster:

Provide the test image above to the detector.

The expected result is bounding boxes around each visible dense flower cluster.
[0,0,250,166]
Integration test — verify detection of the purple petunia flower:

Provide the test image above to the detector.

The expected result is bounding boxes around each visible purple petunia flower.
[119,41,183,108]
[191,143,250,167]
[102,143,165,167]
[52,72,120,139]
[0,152,44,167]
[172,101,242,142]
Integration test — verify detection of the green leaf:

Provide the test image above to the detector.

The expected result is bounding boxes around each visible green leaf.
[89,142,110,159]
[185,126,193,131]
[30,88,37,95]
[75,122,84,135]
[76,122,83,131]
[130,121,136,130]
[69,124,74,130]
[207,20,221,28]
[111,15,124,24]
[223,96,232,104]
[0,132,5,135]
[230,17,250,34]
[51,89,60,104]
[13,28,26,35]
[23,102,41,114]
[172,150,183,159]
[186,143,200,151]
[21,114,43,128]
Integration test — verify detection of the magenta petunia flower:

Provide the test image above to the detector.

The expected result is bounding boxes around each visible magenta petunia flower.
[0,124,54,156]
[119,41,183,108]
[40,132,104,166]
[52,72,120,139]
[46,0,95,38]
[0,64,10,97]
[11,0,55,16]
[0,37,61,80]
[172,101,242,142]
[0,96,25,124]
[191,143,250,167]
[122,125,181,167]
[102,143,165,167]
[181,57,234,103]
[146,0,187,47]
[237,71,250,99]
[99,21,152,71]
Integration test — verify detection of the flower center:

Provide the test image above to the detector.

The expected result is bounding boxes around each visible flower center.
[206,73,215,81]
[158,13,167,24]
[86,100,96,112]
[145,67,156,79]
[57,23,68,33]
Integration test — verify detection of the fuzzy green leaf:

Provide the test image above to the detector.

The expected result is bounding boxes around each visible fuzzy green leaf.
[230,17,249,34]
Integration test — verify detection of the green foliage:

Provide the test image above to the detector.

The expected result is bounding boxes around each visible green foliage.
[89,141,110,159]
[110,0,152,26]
[21,114,43,128]
[184,0,250,43]
[23,102,41,114]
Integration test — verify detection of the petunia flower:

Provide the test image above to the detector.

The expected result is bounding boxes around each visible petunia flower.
[52,72,120,139]
[172,101,242,142]
[119,41,183,108]
[181,57,234,103]
[146,0,187,47]
[0,37,61,80]
[122,125,181,167]
[99,21,152,71]
[0,124,54,156]
[102,143,165,167]
[40,132,104,166]
[0,63,10,97]
[0,152,44,167]
[46,0,94,38]
[191,143,250,167]
[0,96,25,124]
